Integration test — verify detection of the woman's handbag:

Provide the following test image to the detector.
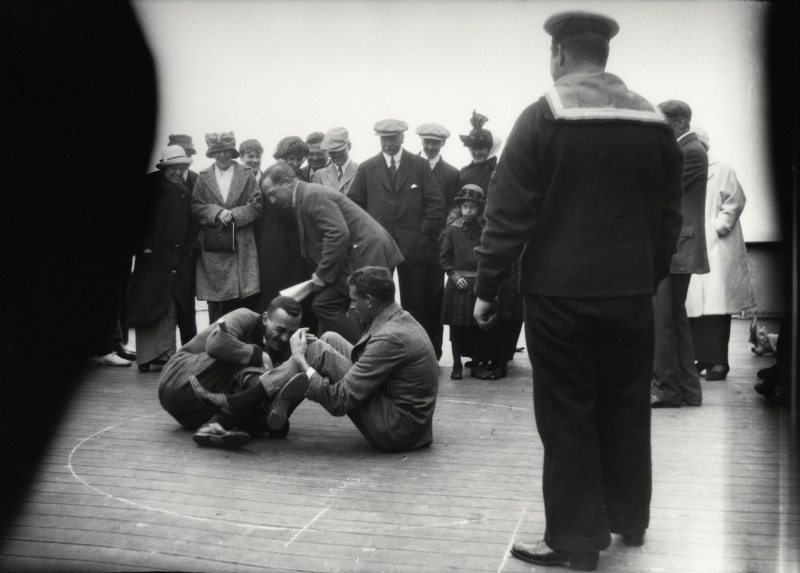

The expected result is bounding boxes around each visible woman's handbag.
[202,221,236,252]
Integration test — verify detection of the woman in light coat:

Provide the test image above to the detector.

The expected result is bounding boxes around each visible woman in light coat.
[192,132,262,323]
[685,127,756,380]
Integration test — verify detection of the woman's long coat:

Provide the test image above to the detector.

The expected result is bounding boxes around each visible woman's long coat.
[685,155,756,316]
[128,171,198,326]
[191,163,261,302]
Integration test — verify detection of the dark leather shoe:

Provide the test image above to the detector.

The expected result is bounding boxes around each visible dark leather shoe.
[486,364,508,380]
[694,361,711,375]
[511,540,598,571]
[267,373,309,431]
[192,422,250,449]
[757,366,774,379]
[705,365,730,381]
[651,394,681,408]
[450,364,463,380]
[113,340,137,361]
[189,376,237,419]
[138,358,168,373]
[622,531,645,547]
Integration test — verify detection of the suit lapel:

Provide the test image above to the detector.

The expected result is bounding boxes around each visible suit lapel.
[394,150,413,191]
[225,164,247,207]
[202,167,225,204]
[374,152,392,192]
[293,182,308,259]
[339,162,357,192]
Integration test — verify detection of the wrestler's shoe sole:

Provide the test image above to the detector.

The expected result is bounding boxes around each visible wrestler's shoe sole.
[267,373,309,431]
[193,422,251,449]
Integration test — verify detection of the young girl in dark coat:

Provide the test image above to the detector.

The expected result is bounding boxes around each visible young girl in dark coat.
[439,184,490,379]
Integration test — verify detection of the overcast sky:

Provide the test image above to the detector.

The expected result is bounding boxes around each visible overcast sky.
[133,0,775,241]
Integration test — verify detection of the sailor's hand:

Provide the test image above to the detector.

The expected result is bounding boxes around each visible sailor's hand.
[474,297,498,331]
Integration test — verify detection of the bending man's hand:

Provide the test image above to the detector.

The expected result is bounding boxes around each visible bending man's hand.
[311,273,326,292]
[474,297,498,331]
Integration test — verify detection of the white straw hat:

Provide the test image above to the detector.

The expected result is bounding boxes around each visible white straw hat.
[156,144,193,169]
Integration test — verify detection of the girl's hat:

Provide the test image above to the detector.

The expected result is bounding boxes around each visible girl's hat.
[454,184,486,205]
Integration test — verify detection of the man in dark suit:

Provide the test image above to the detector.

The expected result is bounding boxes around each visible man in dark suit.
[473,11,683,569]
[415,123,461,214]
[261,162,404,343]
[651,100,710,408]
[348,119,447,359]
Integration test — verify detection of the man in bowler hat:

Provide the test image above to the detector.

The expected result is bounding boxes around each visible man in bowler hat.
[473,11,683,570]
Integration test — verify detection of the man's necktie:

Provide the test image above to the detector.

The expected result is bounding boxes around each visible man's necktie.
[390,157,397,178]
[337,165,343,181]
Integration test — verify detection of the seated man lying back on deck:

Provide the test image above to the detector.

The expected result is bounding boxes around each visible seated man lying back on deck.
[194,266,440,452]
[158,295,311,448]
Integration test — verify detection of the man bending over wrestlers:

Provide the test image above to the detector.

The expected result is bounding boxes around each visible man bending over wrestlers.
[190,266,439,452]
[158,295,310,448]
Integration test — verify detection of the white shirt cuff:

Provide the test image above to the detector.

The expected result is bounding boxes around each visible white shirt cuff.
[306,367,316,379]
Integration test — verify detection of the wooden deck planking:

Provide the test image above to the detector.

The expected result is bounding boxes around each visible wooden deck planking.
[1,318,798,572]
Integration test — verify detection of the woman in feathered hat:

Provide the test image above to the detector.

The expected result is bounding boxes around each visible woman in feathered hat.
[458,110,503,194]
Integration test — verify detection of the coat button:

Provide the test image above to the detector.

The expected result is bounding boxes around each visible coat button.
[181,193,187,199]
[171,270,177,276]
[174,244,180,249]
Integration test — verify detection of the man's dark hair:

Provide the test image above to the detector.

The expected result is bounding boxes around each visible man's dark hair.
[348,266,395,303]
[266,295,302,318]
[306,131,325,146]
[262,160,297,185]
[551,31,609,66]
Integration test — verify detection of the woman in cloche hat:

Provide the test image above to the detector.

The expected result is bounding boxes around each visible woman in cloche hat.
[191,131,262,324]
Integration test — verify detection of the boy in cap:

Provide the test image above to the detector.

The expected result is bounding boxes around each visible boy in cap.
[312,127,359,195]
[474,10,683,570]
[348,119,447,359]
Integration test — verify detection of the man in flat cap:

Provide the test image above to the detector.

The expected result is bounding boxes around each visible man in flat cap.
[473,11,683,570]
[650,100,710,408]
[299,132,330,183]
[416,123,460,212]
[312,127,359,195]
[348,119,447,359]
